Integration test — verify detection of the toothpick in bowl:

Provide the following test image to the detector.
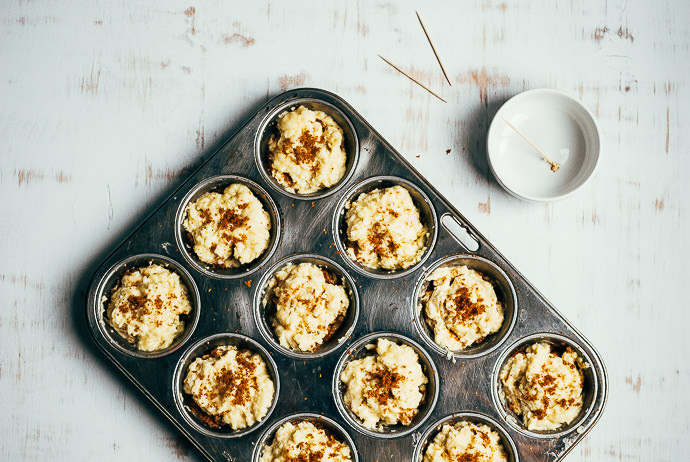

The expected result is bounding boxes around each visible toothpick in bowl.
[502,118,560,172]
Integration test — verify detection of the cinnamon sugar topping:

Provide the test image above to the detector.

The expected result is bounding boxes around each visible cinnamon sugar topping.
[183,183,271,269]
[422,420,508,462]
[499,342,587,431]
[259,420,353,462]
[267,105,347,195]
[340,338,428,430]
[183,345,274,431]
[105,264,192,351]
[422,265,504,351]
[266,262,349,353]
[344,185,428,270]
[367,368,404,406]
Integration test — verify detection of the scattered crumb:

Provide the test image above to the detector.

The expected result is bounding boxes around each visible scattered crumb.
[244,280,252,288]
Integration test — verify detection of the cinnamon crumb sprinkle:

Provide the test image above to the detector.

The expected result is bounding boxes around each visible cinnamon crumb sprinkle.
[218,207,248,231]
[450,286,487,323]
[367,367,403,405]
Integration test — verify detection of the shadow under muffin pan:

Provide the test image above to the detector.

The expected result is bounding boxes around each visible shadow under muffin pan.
[332,175,438,279]
[254,97,360,201]
[412,254,518,359]
[332,332,440,439]
[172,333,281,439]
[252,412,359,462]
[174,174,281,279]
[91,253,201,359]
[491,332,599,439]
[85,88,607,462]
[253,253,360,359]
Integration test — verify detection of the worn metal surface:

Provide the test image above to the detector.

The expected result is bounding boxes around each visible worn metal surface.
[85,88,607,461]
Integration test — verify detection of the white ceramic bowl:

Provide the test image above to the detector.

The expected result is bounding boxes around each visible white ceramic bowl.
[487,89,600,202]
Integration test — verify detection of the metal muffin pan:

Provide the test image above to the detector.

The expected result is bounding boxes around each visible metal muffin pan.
[86,88,607,461]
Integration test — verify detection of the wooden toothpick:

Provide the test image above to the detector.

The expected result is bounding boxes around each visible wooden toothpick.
[502,118,560,172]
[378,55,447,103]
[416,12,452,86]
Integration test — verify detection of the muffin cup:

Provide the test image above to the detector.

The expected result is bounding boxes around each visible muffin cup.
[491,333,598,438]
[254,98,360,200]
[172,333,280,439]
[253,254,360,359]
[412,254,518,359]
[414,412,519,462]
[92,253,200,359]
[174,175,281,279]
[332,176,438,279]
[252,412,359,462]
[332,332,439,439]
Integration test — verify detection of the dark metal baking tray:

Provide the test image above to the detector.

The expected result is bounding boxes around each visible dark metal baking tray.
[86,88,607,462]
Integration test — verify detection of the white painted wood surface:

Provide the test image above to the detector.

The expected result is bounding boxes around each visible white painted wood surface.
[1,1,688,460]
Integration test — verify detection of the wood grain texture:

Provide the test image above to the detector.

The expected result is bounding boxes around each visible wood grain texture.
[0,0,688,460]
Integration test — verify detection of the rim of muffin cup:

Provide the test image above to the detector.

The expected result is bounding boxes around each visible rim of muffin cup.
[174,175,281,280]
[413,412,520,462]
[254,97,360,200]
[332,176,439,279]
[252,412,360,462]
[332,332,440,439]
[412,254,518,359]
[253,254,360,359]
[172,333,281,439]
[490,332,599,439]
[93,253,201,359]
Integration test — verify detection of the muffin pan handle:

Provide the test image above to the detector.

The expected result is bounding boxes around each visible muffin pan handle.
[440,214,480,252]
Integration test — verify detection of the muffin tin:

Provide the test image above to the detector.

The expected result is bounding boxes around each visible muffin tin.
[86,88,607,461]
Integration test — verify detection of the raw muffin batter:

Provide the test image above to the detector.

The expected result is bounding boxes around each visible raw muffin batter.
[265,262,349,353]
[345,185,427,270]
[183,183,271,268]
[105,264,192,351]
[340,338,428,430]
[423,420,508,462]
[259,420,353,462]
[183,345,275,431]
[268,105,347,194]
[500,342,587,431]
[422,265,504,351]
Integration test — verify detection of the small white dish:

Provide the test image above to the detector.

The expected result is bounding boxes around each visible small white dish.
[487,89,600,202]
